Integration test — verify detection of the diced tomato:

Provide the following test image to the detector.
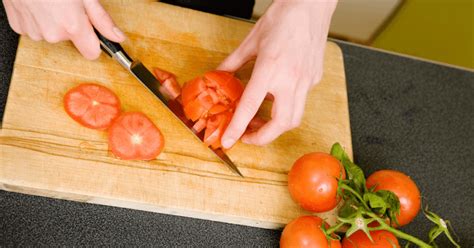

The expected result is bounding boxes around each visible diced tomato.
[204,112,232,149]
[182,77,206,106]
[153,68,181,100]
[180,70,244,149]
[204,71,244,101]
[108,112,164,160]
[63,83,121,130]
[192,118,207,133]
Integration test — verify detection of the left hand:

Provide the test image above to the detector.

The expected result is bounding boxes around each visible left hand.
[219,0,338,148]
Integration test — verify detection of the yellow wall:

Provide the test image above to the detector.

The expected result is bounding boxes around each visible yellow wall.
[373,0,473,69]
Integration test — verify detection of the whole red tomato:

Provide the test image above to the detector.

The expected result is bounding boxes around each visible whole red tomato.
[280,216,341,248]
[288,152,346,212]
[366,170,421,226]
[342,230,400,248]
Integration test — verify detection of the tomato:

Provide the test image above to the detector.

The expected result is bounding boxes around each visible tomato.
[288,153,346,212]
[63,83,121,130]
[108,112,164,160]
[342,230,400,248]
[153,67,181,101]
[366,170,421,226]
[181,70,244,148]
[280,216,341,248]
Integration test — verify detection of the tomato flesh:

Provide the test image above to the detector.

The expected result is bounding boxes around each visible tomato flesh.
[64,83,121,130]
[366,170,421,226]
[288,152,346,212]
[153,67,181,100]
[181,70,244,148]
[108,112,164,160]
[342,230,400,248]
[280,216,341,248]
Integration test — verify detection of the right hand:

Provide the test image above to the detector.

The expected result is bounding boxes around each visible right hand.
[2,0,126,60]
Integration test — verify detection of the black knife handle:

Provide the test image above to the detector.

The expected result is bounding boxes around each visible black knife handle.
[94,28,132,62]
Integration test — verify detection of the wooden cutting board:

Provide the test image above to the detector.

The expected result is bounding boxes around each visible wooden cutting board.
[0,1,352,228]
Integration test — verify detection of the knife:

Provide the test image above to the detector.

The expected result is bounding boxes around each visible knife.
[94,30,243,177]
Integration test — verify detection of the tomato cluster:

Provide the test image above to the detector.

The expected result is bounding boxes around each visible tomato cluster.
[281,145,423,248]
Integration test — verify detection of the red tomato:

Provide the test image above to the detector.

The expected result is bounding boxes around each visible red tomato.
[181,71,244,148]
[281,216,341,248]
[342,230,400,248]
[153,67,181,101]
[366,170,421,226]
[288,153,346,212]
[108,112,164,160]
[63,83,121,130]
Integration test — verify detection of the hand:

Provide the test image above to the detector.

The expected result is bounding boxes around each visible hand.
[2,0,125,60]
[219,0,337,148]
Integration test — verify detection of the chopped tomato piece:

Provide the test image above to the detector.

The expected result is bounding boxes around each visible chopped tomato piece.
[63,83,121,130]
[182,77,206,106]
[108,112,164,160]
[153,68,181,100]
[180,70,244,148]
[192,118,207,133]
[204,112,232,149]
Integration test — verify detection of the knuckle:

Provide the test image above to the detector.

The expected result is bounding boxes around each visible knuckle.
[290,119,301,129]
[64,20,83,36]
[275,120,292,132]
[43,32,63,43]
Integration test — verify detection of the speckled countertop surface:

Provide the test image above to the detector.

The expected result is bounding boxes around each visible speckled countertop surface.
[1,3,473,247]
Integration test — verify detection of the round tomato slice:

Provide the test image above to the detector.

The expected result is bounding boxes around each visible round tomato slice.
[342,230,400,248]
[63,83,121,130]
[108,112,164,160]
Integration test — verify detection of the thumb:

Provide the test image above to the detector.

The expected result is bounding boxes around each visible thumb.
[83,0,125,42]
[217,31,257,72]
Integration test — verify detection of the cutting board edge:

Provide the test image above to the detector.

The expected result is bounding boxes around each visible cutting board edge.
[0,180,288,230]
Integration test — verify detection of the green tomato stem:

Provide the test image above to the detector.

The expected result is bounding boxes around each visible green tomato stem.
[325,221,345,235]
[340,184,371,210]
[366,213,433,248]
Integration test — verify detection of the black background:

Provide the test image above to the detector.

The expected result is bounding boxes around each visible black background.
[1,2,473,247]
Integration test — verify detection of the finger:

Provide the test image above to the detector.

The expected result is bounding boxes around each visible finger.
[220,67,270,148]
[217,29,257,72]
[68,14,101,60]
[83,0,125,42]
[3,0,24,34]
[241,92,295,146]
[19,8,43,41]
[291,87,309,128]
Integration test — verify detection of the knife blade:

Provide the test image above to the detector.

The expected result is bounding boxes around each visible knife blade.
[94,30,243,177]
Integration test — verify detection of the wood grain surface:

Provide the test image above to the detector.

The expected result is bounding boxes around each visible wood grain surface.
[0,1,352,228]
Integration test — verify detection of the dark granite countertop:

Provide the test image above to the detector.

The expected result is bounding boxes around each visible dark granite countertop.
[1,3,473,247]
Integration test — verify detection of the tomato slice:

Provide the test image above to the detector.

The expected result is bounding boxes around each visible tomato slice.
[63,83,121,130]
[108,112,164,160]
[153,68,181,100]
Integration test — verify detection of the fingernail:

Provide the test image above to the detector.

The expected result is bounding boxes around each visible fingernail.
[113,27,126,41]
[222,138,234,149]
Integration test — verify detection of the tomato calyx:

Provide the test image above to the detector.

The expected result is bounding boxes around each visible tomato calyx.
[323,143,461,248]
